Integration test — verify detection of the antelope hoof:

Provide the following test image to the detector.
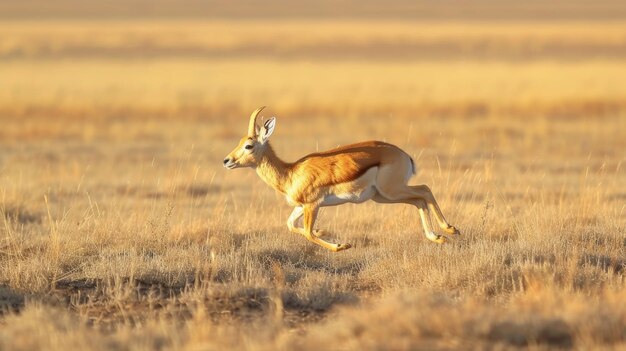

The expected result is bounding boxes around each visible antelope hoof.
[445,226,461,236]
[426,232,447,244]
[336,243,353,251]
[433,235,447,244]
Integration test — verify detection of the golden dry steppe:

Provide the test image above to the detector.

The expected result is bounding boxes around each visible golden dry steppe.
[0,16,625,350]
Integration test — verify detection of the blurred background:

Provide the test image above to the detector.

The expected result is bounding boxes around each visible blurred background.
[2,0,626,125]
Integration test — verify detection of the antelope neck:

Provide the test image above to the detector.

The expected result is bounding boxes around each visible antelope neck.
[255,143,290,193]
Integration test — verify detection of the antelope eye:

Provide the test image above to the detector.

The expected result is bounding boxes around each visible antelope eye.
[244,144,253,150]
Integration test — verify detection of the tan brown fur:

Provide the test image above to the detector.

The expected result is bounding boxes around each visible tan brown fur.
[224,107,459,251]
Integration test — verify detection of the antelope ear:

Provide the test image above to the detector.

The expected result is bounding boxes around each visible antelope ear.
[259,117,276,143]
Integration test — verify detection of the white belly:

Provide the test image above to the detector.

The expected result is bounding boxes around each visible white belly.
[319,167,378,207]
[320,187,376,206]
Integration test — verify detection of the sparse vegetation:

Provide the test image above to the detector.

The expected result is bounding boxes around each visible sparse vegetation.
[1,7,625,350]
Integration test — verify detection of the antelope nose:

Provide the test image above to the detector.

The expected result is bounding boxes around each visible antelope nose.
[223,158,231,165]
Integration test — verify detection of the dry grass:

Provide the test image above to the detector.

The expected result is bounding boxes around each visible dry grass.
[1,16,625,350]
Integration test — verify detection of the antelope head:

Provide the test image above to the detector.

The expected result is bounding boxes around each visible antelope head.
[223,106,276,169]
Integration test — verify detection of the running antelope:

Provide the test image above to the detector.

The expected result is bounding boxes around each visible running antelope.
[223,107,460,252]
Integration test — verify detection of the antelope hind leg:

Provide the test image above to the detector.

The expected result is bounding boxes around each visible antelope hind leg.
[405,185,460,236]
[371,193,446,244]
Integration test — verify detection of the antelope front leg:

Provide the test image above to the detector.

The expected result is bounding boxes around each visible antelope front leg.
[293,205,352,252]
[287,206,304,233]
[287,206,328,238]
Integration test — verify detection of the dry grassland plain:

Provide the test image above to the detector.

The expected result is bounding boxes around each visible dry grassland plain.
[1,14,626,351]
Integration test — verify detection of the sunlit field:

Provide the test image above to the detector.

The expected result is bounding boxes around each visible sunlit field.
[1,15,625,350]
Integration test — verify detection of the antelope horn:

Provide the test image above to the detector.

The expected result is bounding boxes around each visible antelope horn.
[248,106,266,137]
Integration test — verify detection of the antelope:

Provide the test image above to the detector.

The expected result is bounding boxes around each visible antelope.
[223,107,460,252]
